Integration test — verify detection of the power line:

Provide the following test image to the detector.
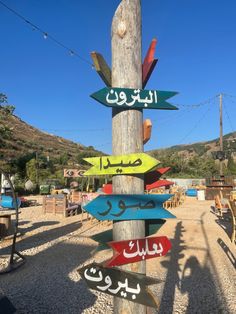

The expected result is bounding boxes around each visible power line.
[0,0,93,67]
[178,102,213,144]
[173,94,218,108]
[223,102,235,133]
[43,127,109,133]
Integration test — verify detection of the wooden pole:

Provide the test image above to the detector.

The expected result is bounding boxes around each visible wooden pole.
[219,93,223,176]
[112,1,146,313]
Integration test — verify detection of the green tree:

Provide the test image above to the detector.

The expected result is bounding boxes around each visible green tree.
[0,93,15,114]
[26,158,37,183]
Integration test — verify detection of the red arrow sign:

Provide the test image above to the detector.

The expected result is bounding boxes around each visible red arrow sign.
[142,38,158,88]
[104,236,171,267]
[146,179,174,191]
[144,167,171,185]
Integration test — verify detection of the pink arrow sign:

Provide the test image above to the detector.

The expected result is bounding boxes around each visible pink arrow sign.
[104,236,171,267]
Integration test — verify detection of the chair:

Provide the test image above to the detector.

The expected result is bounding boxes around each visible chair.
[214,194,229,217]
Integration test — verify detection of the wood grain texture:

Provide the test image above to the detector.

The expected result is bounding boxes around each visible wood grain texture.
[91,51,111,86]
[111,1,146,313]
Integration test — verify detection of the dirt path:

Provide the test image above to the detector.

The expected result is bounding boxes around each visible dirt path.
[0,196,235,313]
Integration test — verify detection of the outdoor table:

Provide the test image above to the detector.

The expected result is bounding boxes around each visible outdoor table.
[0,209,17,238]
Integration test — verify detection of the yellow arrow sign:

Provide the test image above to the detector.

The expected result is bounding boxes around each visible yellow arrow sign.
[83,153,160,176]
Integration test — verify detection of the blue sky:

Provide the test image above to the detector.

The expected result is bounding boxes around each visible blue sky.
[1,0,236,154]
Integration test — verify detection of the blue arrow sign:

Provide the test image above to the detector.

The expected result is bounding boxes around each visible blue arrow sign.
[84,194,175,221]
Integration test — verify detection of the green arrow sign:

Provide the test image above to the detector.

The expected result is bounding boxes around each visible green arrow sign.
[83,153,160,176]
[90,219,166,253]
[90,87,178,110]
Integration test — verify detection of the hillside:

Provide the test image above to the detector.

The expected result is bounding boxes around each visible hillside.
[0,106,103,169]
[148,132,236,178]
[1,104,236,181]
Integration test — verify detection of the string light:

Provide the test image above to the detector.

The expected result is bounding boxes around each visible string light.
[0,0,93,67]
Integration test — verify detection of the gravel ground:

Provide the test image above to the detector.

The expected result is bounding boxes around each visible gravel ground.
[0,195,235,314]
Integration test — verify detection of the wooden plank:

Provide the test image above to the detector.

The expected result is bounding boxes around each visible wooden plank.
[83,153,160,176]
[84,194,175,221]
[111,1,145,313]
[142,38,158,88]
[143,119,152,144]
[91,52,111,87]
[105,236,172,267]
[0,210,16,216]
[78,263,160,308]
[91,87,178,110]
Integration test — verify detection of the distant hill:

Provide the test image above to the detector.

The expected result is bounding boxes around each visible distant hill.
[0,106,103,168]
[0,105,235,180]
[148,132,236,178]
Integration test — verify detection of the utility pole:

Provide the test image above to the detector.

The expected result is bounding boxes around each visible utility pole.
[219,93,223,176]
[112,1,145,313]
[35,151,39,187]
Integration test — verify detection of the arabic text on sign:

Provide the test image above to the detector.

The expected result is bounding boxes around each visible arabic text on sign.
[106,89,158,108]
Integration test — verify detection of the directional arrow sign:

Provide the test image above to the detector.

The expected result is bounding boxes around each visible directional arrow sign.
[78,263,160,308]
[142,38,158,88]
[143,119,152,144]
[83,194,175,221]
[83,153,160,176]
[90,52,111,87]
[105,236,171,267]
[145,167,171,185]
[90,219,166,252]
[90,87,178,110]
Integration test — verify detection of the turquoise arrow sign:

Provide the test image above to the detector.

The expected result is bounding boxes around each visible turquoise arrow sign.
[84,194,175,221]
[90,87,178,110]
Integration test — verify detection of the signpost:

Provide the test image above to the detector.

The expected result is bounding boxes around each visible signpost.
[105,236,171,267]
[78,1,178,313]
[78,263,161,308]
[90,219,166,252]
[83,194,175,221]
[91,87,177,110]
[83,153,160,176]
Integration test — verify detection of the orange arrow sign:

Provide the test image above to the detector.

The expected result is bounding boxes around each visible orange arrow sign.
[143,119,152,144]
